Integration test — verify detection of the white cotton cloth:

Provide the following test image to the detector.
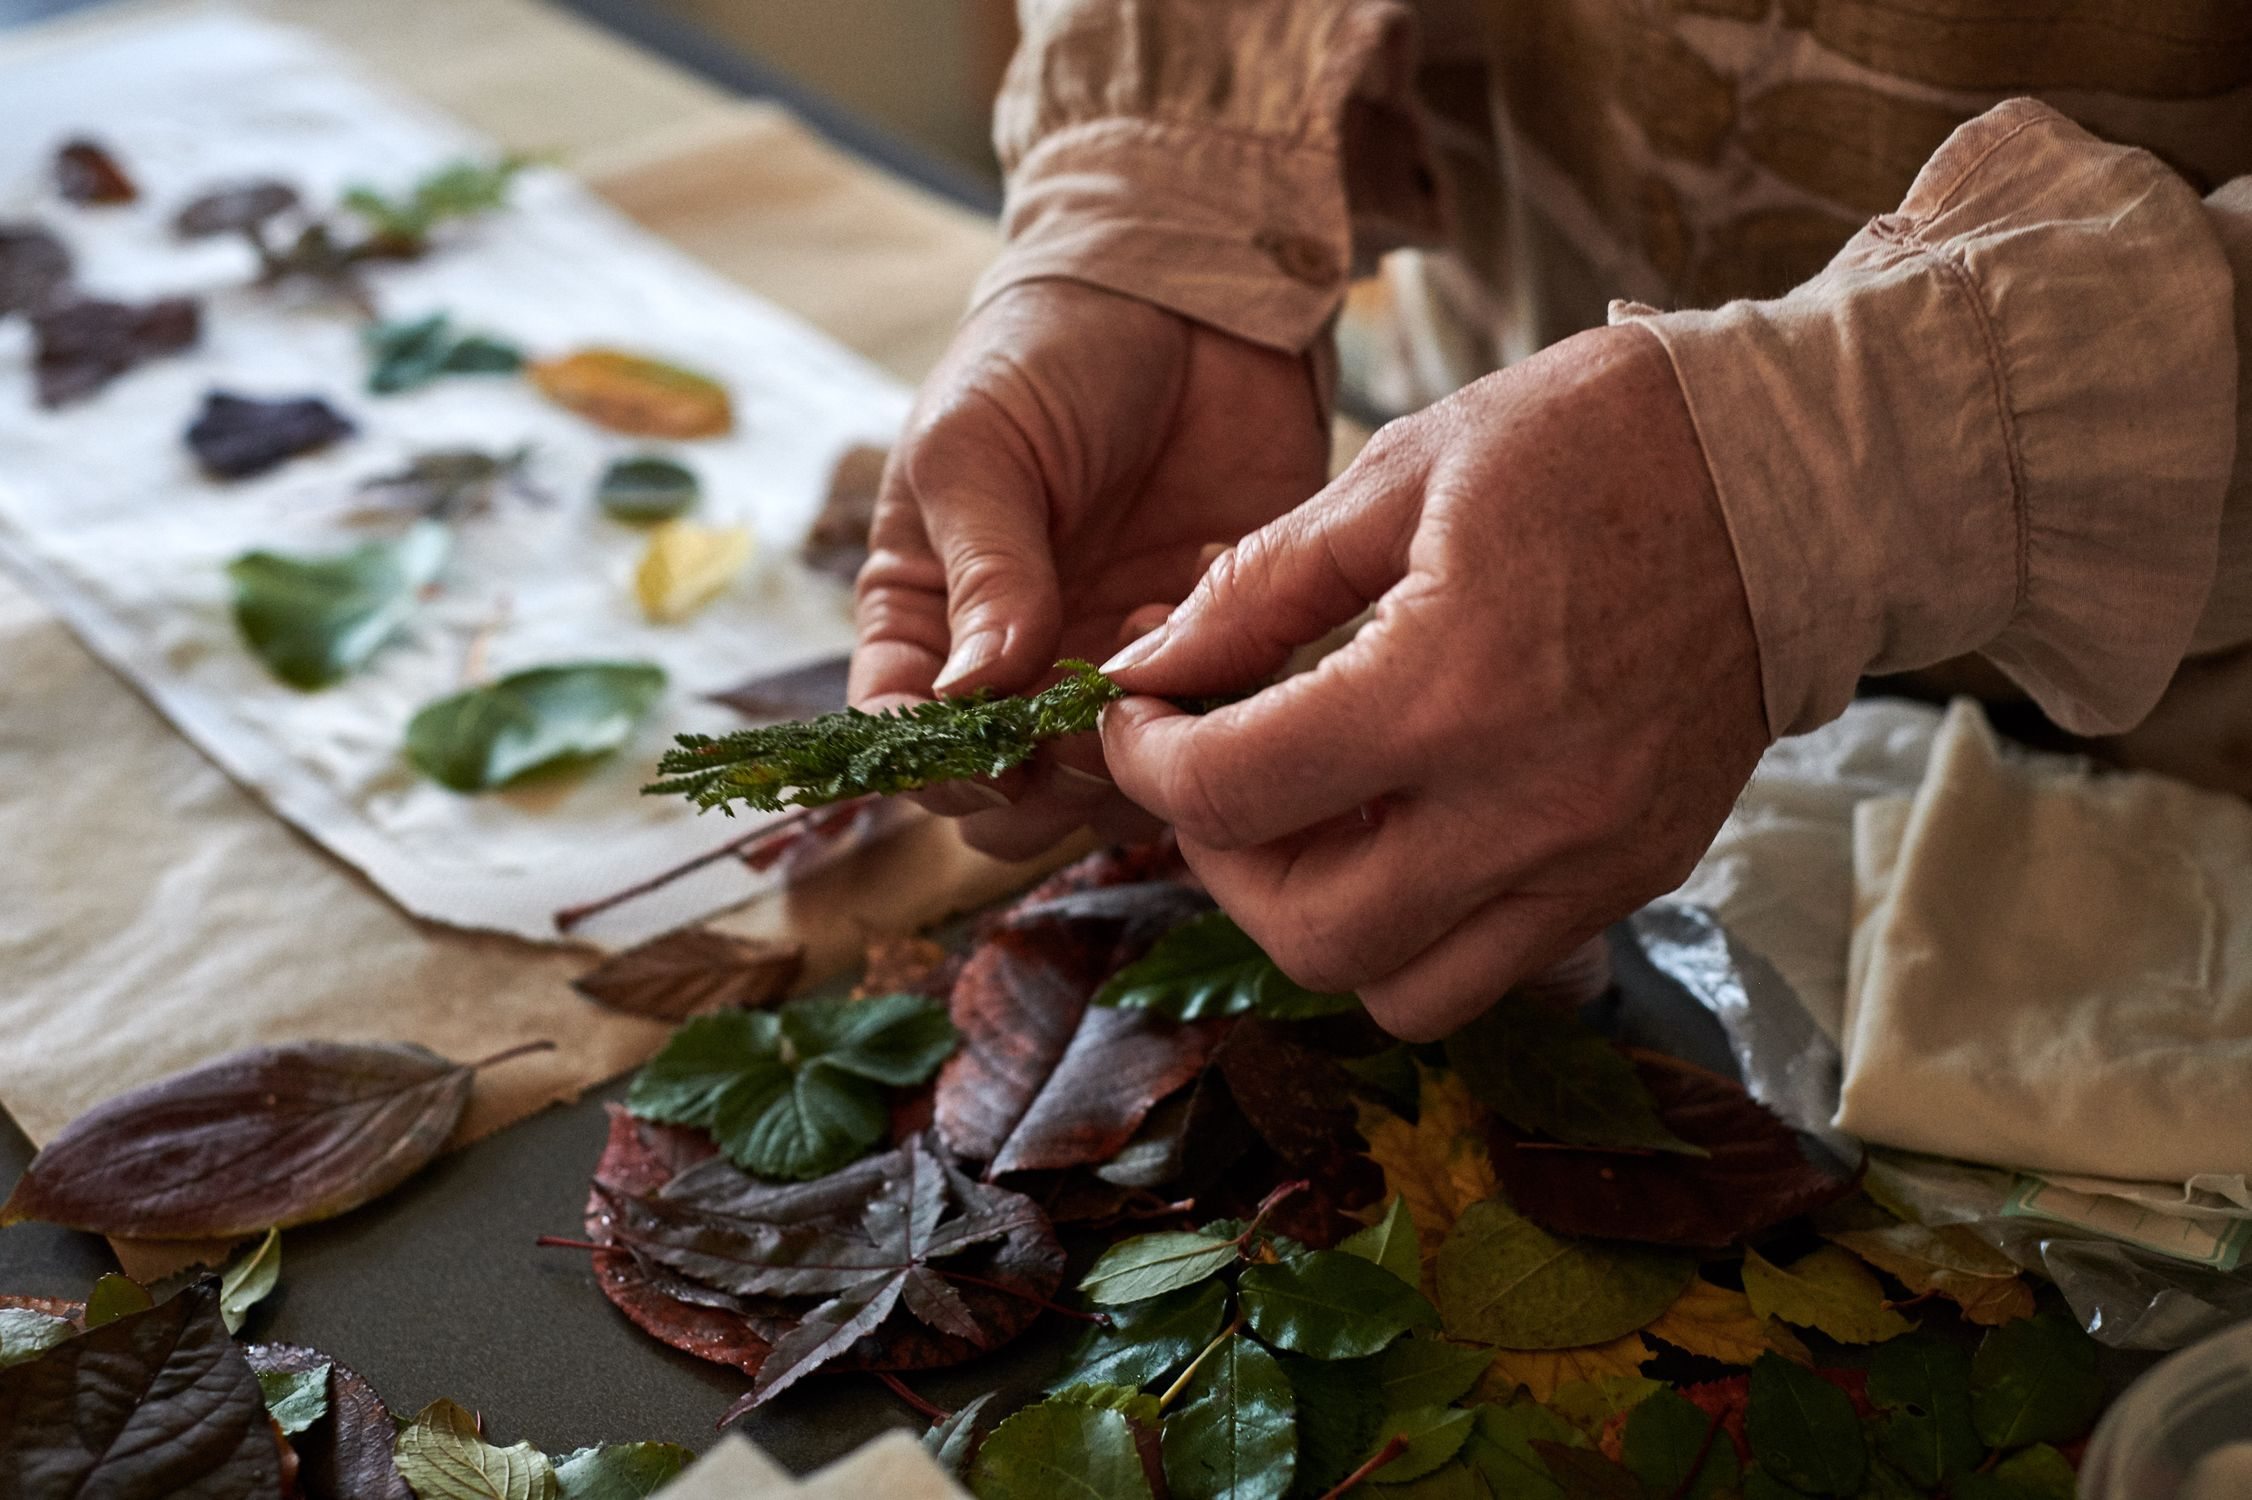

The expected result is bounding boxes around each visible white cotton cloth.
[1838,701,2252,1182]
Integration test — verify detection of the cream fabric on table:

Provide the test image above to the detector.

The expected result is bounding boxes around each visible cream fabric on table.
[1840,701,2252,1183]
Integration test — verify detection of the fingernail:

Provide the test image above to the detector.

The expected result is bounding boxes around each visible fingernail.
[962,781,1013,808]
[933,628,1002,694]
[1100,621,1169,675]
[1056,764,1113,791]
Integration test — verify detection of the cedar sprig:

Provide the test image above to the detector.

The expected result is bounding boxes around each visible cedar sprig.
[646,659,1123,814]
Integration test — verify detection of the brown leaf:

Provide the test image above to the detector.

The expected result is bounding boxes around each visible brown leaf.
[573,929,803,1021]
[1478,1334,1651,1404]
[0,223,71,317]
[803,443,887,582]
[706,654,851,723]
[32,296,199,407]
[1491,1053,1856,1248]
[246,1343,412,1500]
[854,936,958,1001]
[989,1006,1226,1177]
[186,391,356,480]
[1822,1220,2035,1327]
[1355,1067,1496,1281]
[529,349,733,438]
[54,139,137,205]
[174,180,301,239]
[1643,1278,1772,1366]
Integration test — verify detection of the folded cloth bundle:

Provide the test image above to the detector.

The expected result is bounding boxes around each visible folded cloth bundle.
[1840,700,2252,1183]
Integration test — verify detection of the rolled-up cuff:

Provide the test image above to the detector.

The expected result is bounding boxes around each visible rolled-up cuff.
[1619,100,2238,739]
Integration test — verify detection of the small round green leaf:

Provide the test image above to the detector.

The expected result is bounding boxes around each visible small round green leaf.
[1077,1231,1239,1306]
[970,1398,1152,1500]
[597,455,700,524]
[1239,1249,1436,1360]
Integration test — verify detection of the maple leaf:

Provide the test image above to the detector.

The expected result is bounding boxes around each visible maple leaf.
[1353,1066,1496,1283]
[1478,1334,1652,1404]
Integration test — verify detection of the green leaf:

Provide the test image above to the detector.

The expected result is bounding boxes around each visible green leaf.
[1370,1333,1490,1412]
[784,993,960,1085]
[551,1441,693,1499]
[1339,1196,1420,1290]
[1093,910,1359,1021]
[1240,1248,1436,1360]
[83,1274,152,1330]
[258,1363,330,1436]
[1358,1404,1473,1485]
[1969,1310,2104,1451]
[394,1397,559,1500]
[1459,1402,1586,1500]
[923,1391,994,1477]
[0,1307,76,1370]
[1077,1230,1240,1306]
[1742,1245,1915,1345]
[1363,1463,1484,1500]
[1053,1278,1230,1392]
[1443,994,1704,1155]
[1161,1334,1296,1500]
[1547,1376,1664,1435]
[219,1227,280,1335]
[364,313,522,394]
[627,1010,783,1126]
[1527,1441,1641,1500]
[1280,1353,1387,1498]
[1856,1459,1924,1500]
[1621,1386,1739,1500]
[969,1398,1152,1500]
[1949,1443,2078,1500]
[1051,1382,1161,1427]
[1866,1332,1982,1486]
[597,456,700,524]
[1741,1470,1818,1500]
[1433,1197,1694,1349]
[408,660,665,791]
[344,156,525,246]
[230,523,449,690]
[1744,1353,1866,1497]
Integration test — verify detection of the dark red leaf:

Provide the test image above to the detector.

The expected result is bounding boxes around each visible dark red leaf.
[32,295,199,407]
[573,929,804,1020]
[0,223,72,317]
[55,138,137,205]
[706,655,851,723]
[174,180,301,239]
[988,1006,1226,1177]
[186,391,356,479]
[1492,1053,1858,1248]
[854,936,959,1001]
[246,1342,412,1500]
[803,444,887,582]
[0,1283,283,1498]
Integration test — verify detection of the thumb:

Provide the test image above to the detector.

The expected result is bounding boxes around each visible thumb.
[916,459,1063,698]
[1101,479,1415,697]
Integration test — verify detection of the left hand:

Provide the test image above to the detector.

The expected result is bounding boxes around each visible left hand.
[1097,325,1770,1040]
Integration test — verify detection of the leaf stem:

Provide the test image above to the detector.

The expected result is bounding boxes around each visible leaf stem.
[1158,1309,1245,1412]
[1316,1435,1409,1500]
[533,1235,615,1255]
[553,804,833,932]
[469,1039,558,1071]
[874,1371,952,1423]
[1234,1179,1310,1250]
[934,1268,1111,1326]
[1663,1412,1727,1500]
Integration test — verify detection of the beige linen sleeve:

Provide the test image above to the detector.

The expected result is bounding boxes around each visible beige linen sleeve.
[1618,101,2244,740]
[970,0,1443,354]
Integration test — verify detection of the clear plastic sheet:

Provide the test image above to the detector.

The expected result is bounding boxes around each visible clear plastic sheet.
[1631,900,2252,1350]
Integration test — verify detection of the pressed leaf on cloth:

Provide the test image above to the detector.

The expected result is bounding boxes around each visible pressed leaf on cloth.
[185,390,356,479]
[55,138,138,204]
[530,349,733,438]
[228,522,448,689]
[33,294,201,406]
[363,311,522,394]
[597,455,700,524]
[705,654,852,724]
[406,661,666,792]
[635,521,752,622]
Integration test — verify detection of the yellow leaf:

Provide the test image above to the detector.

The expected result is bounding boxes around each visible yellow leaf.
[530,348,733,438]
[1355,1065,1495,1280]
[1763,1317,1814,1365]
[1826,1222,2037,1327]
[636,522,752,622]
[1742,1244,1914,1344]
[1644,1277,1769,1366]
[1477,1333,1651,1404]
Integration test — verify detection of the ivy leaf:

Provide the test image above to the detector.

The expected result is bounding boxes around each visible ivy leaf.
[1052,1277,1229,1392]
[1339,1196,1421,1290]
[186,390,355,479]
[84,1273,153,1329]
[1745,1353,1867,1497]
[1824,1219,2035,1327]
[921,1391,994,1477]
[1458,1401,1585,1500]
[1445,994,1702,1155]
[0,223,72,316]
[1622,1386,1739,1500]
[635,521,752,622]
[1078,1230,1240,1305]
[626,995,954,1178]
[0,1040,477,1237]
[0,1284,281,1496]
[573,929,803,1021]
[1866,1332,1982,1487]
[1742,1246,1913,1345]
[407,661,665,792]
[1968,1310,2104,1451]
[1527,1441,1641,1500]
[1239,1248,1437,1360]
[219,1227,282,1334]
[597,456,700,524]
[1353,1068,1497,1279]
[259,1362,331,1436]
[1358,1404,1474,1485]
[1278,1353,1386,1497]
[363,312,522,394]
[1434,1197,1693,1349]
[1644,1277,1776,1367]
[55,138,138,204]
[1949,1443,2079,1500]
[1161,1334,1296,1500]
[529,349,733,439]
[550,1441,692,1499]
[229,522,448,689]
[1095,910,1358,1021]
[0,1308,75,1371]
[969,1397,1153,1500]
[248,1341,414,1500]
[393,1398,558,1500]
[33,294,201,406]
[1370,1333,1490,1411]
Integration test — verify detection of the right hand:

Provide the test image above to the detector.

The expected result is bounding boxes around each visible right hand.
[850,279,1330,859]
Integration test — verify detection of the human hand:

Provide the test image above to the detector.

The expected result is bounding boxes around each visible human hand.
[849,279,1329,858]
[1098,325,1770,1040]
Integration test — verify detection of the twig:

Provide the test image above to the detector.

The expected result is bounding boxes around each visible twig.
[553,805,828,932]
[1159,1310,1245,1412]
[1316,1435,1409,1500]
[935,1268,1111,1325]
[875,1371,952,1423]
[470,1039,557,1071]
[1234,1180,1310,1248]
